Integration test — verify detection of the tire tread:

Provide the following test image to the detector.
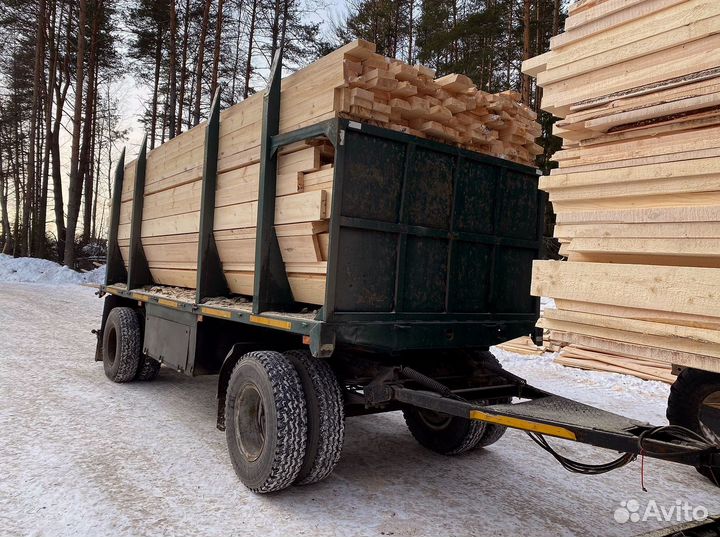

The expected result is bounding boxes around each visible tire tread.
[226,350,307,493]
[285,350,345,485]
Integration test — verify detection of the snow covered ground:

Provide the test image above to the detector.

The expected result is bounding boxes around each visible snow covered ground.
[0,253,105,284]
[1,279,718,537]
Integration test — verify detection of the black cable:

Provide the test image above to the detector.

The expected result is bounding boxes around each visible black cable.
[527,432,637,475]
[637,425,716,457]
[398,366,718,475]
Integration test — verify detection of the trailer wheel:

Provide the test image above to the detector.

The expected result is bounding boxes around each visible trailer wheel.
[284,350,345,485]
[102,307,142,383]
[472,401,508,448]
[225,351,307,493]
[667,368,720,486]
[472,351,510,448]
[403,351,509,454]
[403,402,491,455]
[135,356,161,381]
[132,309,161,381]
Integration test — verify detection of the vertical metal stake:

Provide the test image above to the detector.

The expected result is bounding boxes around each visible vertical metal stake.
[196,88,230,303]
[253,49,294,313]
[105,148,127,285]
[127,135,153,291]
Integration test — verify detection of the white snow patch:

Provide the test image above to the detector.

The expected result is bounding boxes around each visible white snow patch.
[0,253,105,284]
[491,348,671,400]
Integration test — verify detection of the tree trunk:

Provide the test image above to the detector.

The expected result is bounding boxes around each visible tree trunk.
[85,72,99,239]
[150,30,162,149]
[243,0,257,99]
[193,0,212,125]
[229,0,245,104]
[279,0,289,56]
[506,0,513,88]
[177,0,191,134]
[269,0,281,59]
[521,0,532,105]
[63,0,87,267]
[26,0,47,256]
[168,0,178,139]
[81,0,102,240]
[210,0,225,98]
[37,0,60,258]
[52,75,69,258]
[406,0,413,63]
[53,2,71,258]
[0,149,12,254]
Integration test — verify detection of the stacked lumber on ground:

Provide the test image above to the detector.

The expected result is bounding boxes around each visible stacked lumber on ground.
[496,336,545,356]
[116,39,540,304]
[523,0,720,379]
[555,345,676,383]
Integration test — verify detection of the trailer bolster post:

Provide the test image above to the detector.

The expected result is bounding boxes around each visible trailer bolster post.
[105,148,127,286]
[196,87,230,303]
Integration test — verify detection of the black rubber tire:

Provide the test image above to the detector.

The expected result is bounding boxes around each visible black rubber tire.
[403,399,501,455]
[135,356,161,381]
[132,309,161,381]
[667,367,720,486]
[472,352,509,448]
[284,350,345,485]
[472,401,508,448]
[403,351,508,455]
[225,350,307,493]
[102,307,142,383]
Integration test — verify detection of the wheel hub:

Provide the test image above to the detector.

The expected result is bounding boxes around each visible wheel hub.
[699,391,720,444]
[107,327,117,366]
[235,383,267,462]
[416,409,453,431]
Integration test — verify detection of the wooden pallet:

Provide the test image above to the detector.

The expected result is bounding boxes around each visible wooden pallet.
[523,0,720,376]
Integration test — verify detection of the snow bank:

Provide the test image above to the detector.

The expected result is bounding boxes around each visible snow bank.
[540,296,556,311]
[0,254,105,285]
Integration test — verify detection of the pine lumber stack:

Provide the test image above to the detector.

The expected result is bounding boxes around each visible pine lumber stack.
[555,344,676,383]
[523,0,720,379]
[496,335,545,356]
[116,39,540,305]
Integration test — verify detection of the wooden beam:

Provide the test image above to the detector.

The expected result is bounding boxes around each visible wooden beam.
[531,260,720,318]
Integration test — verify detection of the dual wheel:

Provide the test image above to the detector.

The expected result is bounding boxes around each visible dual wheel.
[225,350,345,493]
[102,307,161,383]
[403,352,508,455]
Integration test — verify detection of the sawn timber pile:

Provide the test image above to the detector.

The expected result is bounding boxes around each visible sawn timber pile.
[117,39,541,304]
[524,0,720,377]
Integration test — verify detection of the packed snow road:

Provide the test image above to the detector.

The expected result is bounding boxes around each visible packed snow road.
[1,283,717,537]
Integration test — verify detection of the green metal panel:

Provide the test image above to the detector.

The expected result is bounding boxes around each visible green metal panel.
[105,149,127,286]
[144,302,198,374]
[323,120,543,349]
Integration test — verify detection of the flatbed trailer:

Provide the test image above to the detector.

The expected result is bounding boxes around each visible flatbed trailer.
[94,55,720,493]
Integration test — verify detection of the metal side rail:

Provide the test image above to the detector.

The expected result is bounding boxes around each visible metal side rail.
[366,367,720,473]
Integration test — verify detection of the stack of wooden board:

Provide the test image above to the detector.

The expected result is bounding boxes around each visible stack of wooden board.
[523,0,720,378]
[554,345,676,383]
[116,39,541,304]
[496,336,545,356]
[339,73,542,165]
